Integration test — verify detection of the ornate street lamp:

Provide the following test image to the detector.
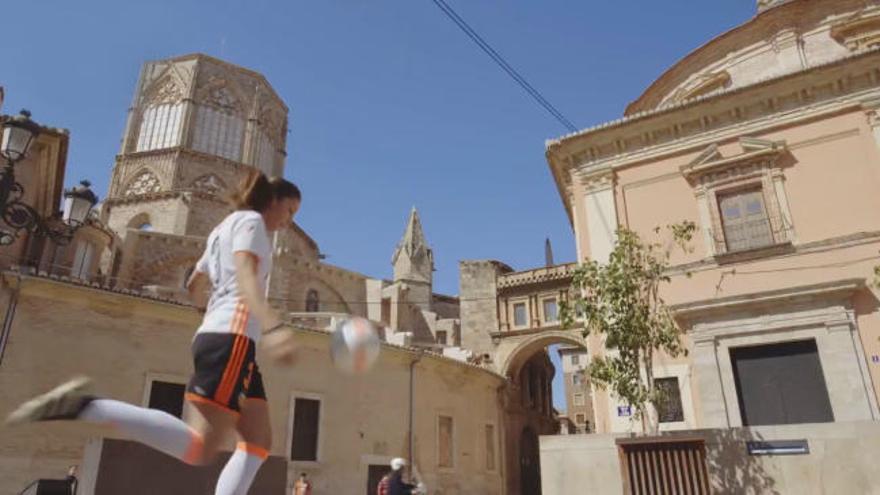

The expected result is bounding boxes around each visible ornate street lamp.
[0,110,97,246]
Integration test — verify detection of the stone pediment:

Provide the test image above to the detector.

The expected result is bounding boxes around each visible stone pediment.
[680,137,787,183]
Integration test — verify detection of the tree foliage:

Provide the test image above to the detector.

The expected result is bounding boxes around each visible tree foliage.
[562,222,696,433]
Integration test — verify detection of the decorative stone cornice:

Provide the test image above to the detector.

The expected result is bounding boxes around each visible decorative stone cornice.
[548,49,880,167]
[103,188,224,207]
[672,278,864,323]
[831,7,880,52]
[576,167,616,193]
[757,0,796,14]
[668,71,731,106]
[863,95,880,126]
[497,263,577,290]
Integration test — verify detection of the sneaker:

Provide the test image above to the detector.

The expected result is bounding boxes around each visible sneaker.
[5,376,94,425]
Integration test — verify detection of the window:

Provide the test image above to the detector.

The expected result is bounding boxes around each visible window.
[291,398,321,461]
[305,290,320,313]
[655,377,684,423]
[147,380,185,418]
[573,393,585,407]
[485,424,496,471]
[71,241,96,280]
[718,188,774,253]
[513,303,528,328]
[253,128,278,175]
[136,103,183,152]
[438,415,454,468]
[571,354,580,366]
[436,331,448,346]
[572,372,584,386]
[575,413,585,424]
[542,298,558,323]
[731,340,833,426]
[192,105,245,162]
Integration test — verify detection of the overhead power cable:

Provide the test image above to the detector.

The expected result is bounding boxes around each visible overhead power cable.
[429,0,579,133]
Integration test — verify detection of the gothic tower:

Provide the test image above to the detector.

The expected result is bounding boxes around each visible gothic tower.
[102,54,288,238]
[392,207,434,287]
[383,207,435,340]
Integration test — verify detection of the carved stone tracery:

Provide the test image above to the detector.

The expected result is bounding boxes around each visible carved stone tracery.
[124,170,162,197]
[190,174,226,194]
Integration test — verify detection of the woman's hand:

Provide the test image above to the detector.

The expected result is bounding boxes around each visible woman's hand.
[262,328,299,367]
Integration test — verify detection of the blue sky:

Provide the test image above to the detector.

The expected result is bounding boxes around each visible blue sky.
[2,1,755,410]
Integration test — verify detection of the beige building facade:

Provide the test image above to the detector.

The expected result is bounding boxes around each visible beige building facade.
[544,0,880,438]
[538,1,880,493]
[0,274,506,494]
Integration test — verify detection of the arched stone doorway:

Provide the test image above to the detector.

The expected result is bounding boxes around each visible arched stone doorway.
[497,330,589,495]
[519,426,541,495]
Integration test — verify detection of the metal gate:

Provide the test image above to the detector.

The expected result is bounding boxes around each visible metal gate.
[618,438,710,495]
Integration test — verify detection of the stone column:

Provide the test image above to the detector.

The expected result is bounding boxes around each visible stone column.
[579,169,618,263]
[692,337,731,428]
[694,188,715,256]
[770,167,796,242]
[867,106,880,152]
[816,317,879,422]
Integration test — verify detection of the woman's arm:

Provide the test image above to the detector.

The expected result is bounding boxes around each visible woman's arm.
[185,271,211,310]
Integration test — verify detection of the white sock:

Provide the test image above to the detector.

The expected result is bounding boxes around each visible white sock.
[215,442,268,495]
[80,399,203,464]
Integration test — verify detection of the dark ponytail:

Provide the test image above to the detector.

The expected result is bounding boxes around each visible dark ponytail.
[229,169,301,212]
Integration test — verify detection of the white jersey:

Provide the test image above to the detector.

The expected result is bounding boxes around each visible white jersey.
[195,210,273,342]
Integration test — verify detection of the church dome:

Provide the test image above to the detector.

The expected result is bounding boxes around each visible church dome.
[625,0,880,116]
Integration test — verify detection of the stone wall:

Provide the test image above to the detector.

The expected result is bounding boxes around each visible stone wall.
[540,421,880,494]
[459,261,507,358]
[269,255,371,317]
[115,230,204,291]
[104,196,189,237]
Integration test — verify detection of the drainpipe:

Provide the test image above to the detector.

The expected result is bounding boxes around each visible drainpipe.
[496,382,509,495]
[0,275,22,367]
[408,350,423,483]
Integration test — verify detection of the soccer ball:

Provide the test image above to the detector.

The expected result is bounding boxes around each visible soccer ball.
[330,317,381,374]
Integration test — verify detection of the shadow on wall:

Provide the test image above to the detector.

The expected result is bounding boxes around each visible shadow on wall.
[704,428,779,495]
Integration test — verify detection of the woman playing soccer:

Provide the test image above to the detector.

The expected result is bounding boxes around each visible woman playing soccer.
[6,170,301,495]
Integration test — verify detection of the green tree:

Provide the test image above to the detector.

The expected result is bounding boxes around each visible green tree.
[562,222,696,434]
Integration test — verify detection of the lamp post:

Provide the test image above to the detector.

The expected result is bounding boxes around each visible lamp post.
[0,110,97,247]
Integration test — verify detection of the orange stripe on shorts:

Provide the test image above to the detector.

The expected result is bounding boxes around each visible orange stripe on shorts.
[215,303,246,404]
[216,336,246,405]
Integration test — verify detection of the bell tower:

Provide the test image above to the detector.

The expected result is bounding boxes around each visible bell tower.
[103,54,289,238]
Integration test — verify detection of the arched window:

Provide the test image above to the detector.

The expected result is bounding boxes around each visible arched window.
[127,213,153,231]
[305,289,320,312]
[192,87,245,162]
[136,103,184,152]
